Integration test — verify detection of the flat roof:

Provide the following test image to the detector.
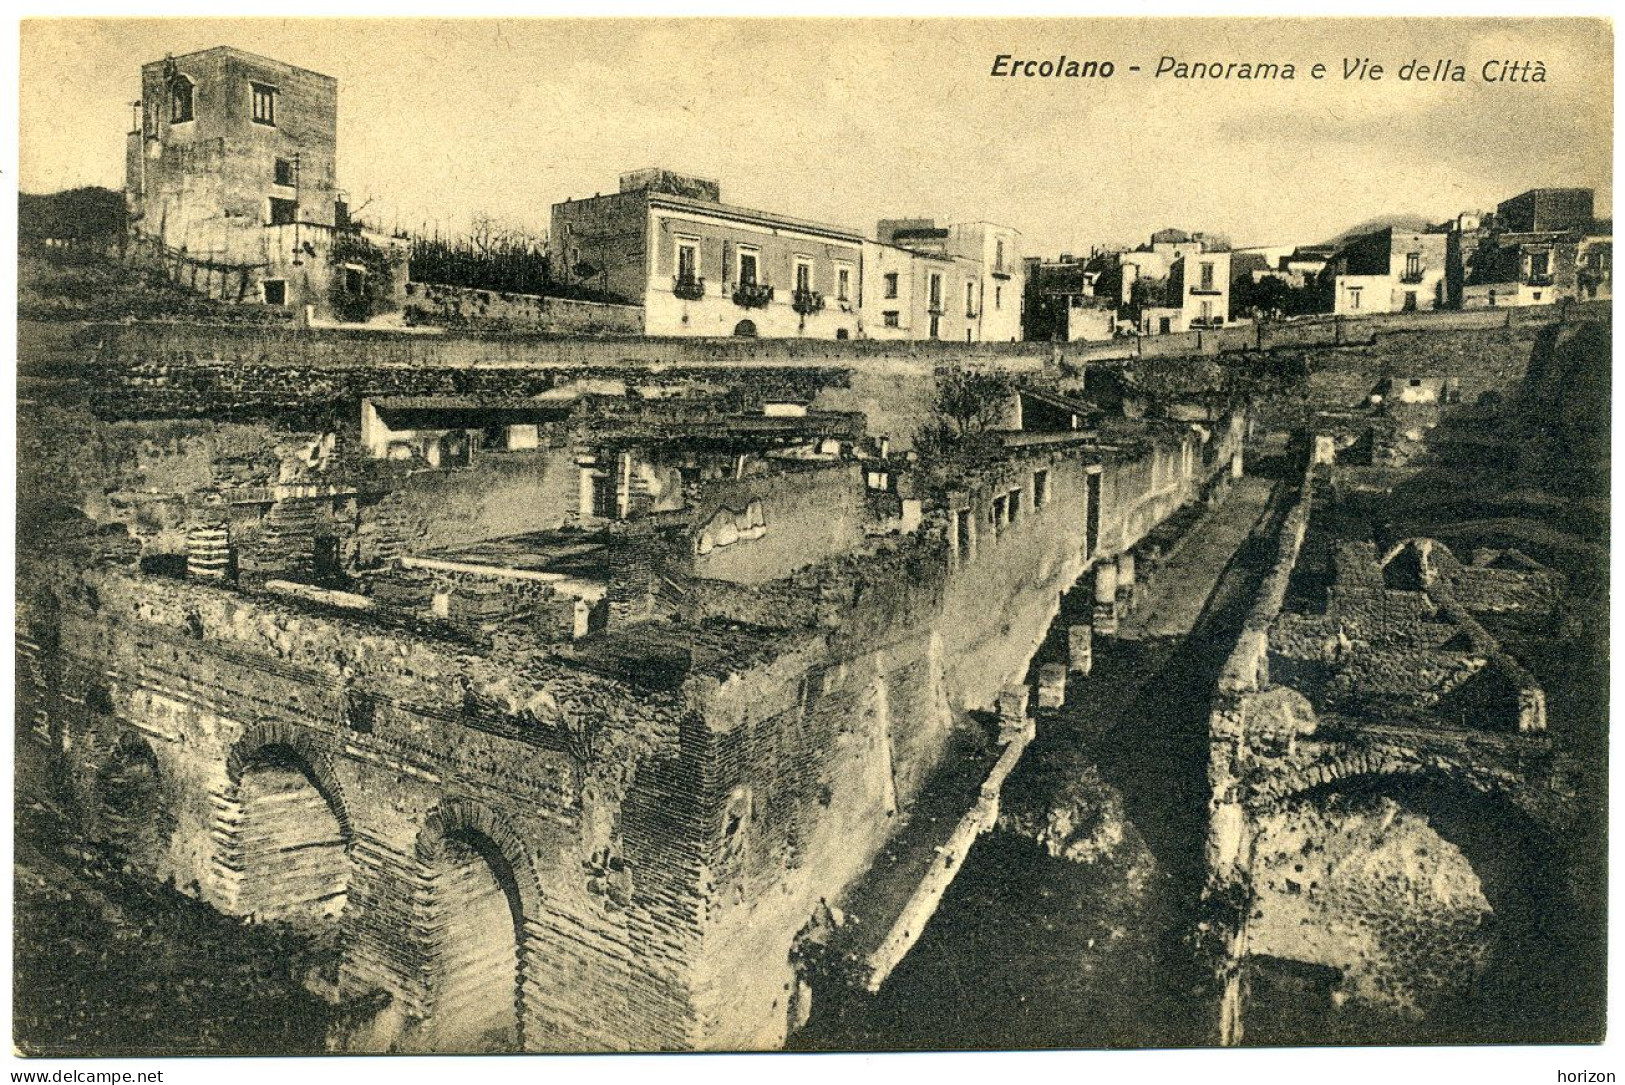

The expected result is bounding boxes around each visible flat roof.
[643,191,865,243]
[145,45,336,83]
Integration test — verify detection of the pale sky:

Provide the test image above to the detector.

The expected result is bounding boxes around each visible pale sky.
[19,17,1614,255]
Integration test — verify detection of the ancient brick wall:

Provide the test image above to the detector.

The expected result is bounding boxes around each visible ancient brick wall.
[356,448,582,559]
[677,423,1240,1047]
[17,554,720,1052]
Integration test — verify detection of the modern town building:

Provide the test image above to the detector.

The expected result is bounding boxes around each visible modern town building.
[1327,228,1448,315]
[551,169,865,339]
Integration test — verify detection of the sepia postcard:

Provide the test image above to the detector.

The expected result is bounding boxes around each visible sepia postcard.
[9,12,1614,1071]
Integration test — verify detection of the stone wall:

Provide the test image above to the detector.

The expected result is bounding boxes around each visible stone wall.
[674,421,1244,1046]
[687,463,869,586]
[20,372,1244,1053]
[356,448,582,560]
[403,282,645,336]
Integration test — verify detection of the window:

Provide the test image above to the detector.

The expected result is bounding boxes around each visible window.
[676,238,699,281]
[1033,469,1050,509]
[995,285,1003,310]
[1008,488,1022,526]
[738,249,760,286]
[965,281,976,317]
[1199,262,1215,291]
[955,508,974,558]
[1201,300,1214,324]
[344,265,365,295]
[169,75,194,124]
[928,272,943,311]
[884,272,899,299]
[990,494,1008,530]
[837,266,851,302]
[794,259,812,293]
[251,82,277,126]
[1529,252,1550,279]
[262,280,287,306]
[269,197,297,226]
[1405,252,1422,279]
[995,238,1006,271]
[930,314,941,339]
[1085,471,1101,558]
[1347,286,1362,310]
[273,158,295,187]
[883,311,900,328]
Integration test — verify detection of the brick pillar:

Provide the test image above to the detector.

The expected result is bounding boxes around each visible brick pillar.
[1093,561,1119,634]
[239,499,318,589]
[186,521,231,580]
[1068,624,1093,675]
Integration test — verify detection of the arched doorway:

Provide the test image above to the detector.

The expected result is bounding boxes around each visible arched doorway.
[420,824,529,1052]
[733,319,758,338]
[96,733,172,875]
[232,743,351,924]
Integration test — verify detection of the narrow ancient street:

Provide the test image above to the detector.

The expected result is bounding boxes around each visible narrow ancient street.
[793,471,1284,1050]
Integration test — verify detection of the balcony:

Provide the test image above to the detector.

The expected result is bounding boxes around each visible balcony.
[792,288,825,316]
[1524,274,1555,288]
[1189,317,1226,329]
[1399,270,1426,284]
[732,282,774,309]
[965,309,978,319]
[673,274,706,301]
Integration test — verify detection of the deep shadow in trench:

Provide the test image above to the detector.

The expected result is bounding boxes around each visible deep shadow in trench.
[791,477,1291,1051]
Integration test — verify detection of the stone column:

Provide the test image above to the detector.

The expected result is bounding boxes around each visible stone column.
[1116,552,1137,613]
[1036,663,1067,709]
[1093,562,1119,634]
[1068,624,1093,676]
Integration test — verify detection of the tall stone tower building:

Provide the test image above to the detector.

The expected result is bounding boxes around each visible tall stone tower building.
[124,46,403,317]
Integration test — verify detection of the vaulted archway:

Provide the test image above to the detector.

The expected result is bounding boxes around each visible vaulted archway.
[414,801,543,1052]
[1242,769,1593,1044]
[95,732,173,876]
[227,738,352,925]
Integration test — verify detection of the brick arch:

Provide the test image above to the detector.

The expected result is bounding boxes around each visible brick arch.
[1249,751,1540,820]
[412,798,547,1052]
[226,720,353,841]
[414,797,544,920]
[1243,755,1574,985]
[1378,537,1458,569]
[94,729,177,873]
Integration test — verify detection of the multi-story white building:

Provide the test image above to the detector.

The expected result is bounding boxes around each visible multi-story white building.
[1328,228,1448,315]
[861,219,1023,342]
[552,169,864,339]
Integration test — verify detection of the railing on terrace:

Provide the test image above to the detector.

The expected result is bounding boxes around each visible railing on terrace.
[792,288,825,316]
[732,281,774,308]
[673,275,706,301]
